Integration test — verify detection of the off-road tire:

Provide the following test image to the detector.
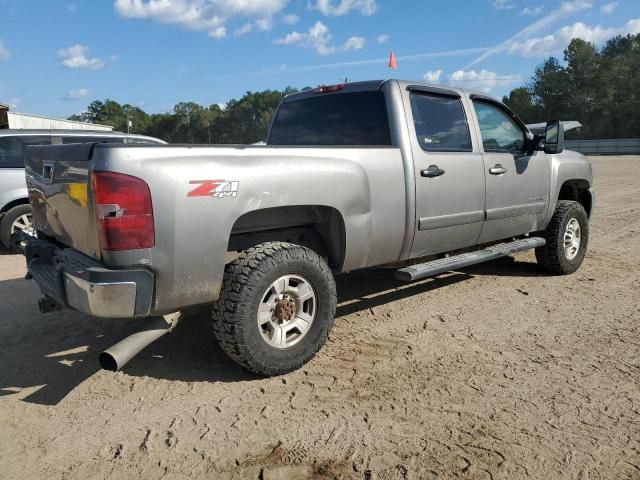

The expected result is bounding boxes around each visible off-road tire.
[212,242,337,376]
[0,204,32,250]
[536,200,589,275]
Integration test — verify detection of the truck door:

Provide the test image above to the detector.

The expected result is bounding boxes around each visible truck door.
[404,88,486,258]
[470,99,550,243]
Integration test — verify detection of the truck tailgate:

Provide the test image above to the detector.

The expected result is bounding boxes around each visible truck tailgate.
[25,143,100,259]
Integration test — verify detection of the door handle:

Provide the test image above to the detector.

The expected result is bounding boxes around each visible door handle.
[489,164,507,175]
[421,165,445,178]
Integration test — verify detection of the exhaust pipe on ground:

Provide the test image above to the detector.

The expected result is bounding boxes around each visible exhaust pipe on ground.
[99,313,181,371]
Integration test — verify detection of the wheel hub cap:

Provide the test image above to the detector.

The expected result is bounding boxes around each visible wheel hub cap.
[257,274,317,349]
[563,218,581,261]
[274,297,296,323]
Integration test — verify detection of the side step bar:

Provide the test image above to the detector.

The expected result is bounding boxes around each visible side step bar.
[395,237,546,282]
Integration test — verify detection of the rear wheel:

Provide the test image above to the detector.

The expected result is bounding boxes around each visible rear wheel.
[212,242,337,376]
[536,200,589,275]
[0,204,36,250]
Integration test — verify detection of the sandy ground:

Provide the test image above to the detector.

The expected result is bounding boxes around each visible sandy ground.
[0,156,639,480]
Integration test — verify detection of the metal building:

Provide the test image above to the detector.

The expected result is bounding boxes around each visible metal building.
[0,103,113,131]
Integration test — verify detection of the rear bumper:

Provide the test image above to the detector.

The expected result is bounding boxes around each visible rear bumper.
[24,238,154,318]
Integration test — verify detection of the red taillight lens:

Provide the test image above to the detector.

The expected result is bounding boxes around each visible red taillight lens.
[92,171,154,251]
[315,83,345,94]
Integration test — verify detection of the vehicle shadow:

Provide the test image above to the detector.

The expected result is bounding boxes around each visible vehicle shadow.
[0,255,545,405]
[463,255,548,278]
[0,276,254,405]
[335,268,472,317]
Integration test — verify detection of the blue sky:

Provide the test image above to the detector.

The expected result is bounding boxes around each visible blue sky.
[0,0,638,118]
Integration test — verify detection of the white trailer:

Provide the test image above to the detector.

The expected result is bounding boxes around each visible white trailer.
[0,103,113,131]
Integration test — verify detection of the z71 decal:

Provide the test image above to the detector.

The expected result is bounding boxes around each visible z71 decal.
[188,180,239,198]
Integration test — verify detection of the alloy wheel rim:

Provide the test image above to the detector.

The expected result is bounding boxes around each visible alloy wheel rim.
[563,218,581,260]
[10,213,37,237]
[257,274,317,349]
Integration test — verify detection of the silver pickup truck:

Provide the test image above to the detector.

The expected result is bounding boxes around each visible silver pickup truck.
[22,79,593,376]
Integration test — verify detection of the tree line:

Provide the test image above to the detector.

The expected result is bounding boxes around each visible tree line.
[69,87,305,144]
[70,33,640,143]
[502,33,640,139]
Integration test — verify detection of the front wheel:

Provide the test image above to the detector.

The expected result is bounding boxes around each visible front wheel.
[536,200,589,275]
[212,242,337,376]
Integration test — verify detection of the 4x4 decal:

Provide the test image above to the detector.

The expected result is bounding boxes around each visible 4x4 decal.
[188,180,239,198]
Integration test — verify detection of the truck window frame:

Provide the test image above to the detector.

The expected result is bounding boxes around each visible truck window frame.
[471,97,529,154]
[408,91,473,153]
[267,90,392,147]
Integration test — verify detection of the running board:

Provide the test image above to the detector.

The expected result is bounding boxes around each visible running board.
[395,237,546,282]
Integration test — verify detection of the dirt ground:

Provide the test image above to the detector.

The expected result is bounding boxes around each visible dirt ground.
[0,156,639,480]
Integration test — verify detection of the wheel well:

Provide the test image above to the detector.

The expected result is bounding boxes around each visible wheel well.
[558,180,592,217]
[228,206,346,270]
[0,197,29,216]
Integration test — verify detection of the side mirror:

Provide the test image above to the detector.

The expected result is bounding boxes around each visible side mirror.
[544,120,565,154]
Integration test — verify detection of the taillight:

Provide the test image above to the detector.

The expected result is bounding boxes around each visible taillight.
[315,83,345,94]
[92,171,154,251]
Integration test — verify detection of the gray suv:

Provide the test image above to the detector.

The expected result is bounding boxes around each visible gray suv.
[0,129,165,248]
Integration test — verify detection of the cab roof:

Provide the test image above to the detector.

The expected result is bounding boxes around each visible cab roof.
[282,79,501,103]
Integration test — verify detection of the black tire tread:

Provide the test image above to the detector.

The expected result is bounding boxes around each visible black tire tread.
[536,200,588,275]
[211,241,336,376]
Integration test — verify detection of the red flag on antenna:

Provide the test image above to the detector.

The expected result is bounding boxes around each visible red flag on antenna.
[388,51,397,70]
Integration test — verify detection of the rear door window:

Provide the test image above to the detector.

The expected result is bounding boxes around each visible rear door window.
[409,93,472,152]
[268,91,391,146]
[0,136,51,168]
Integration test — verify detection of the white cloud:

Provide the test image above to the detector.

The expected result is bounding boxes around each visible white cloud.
[507,17,640,57]
[377,34,389,44]
[209,26,227,38]
[312,0,377,16]
[491,0,515,10]
[67,3,78,13]
[233,18,271,36]
[283,14,299,24]
[449,70,523,92]
[601,1,617,14]
[563,0,592,12]
[114,0,288,39]
[234,22,253,35]
[0,40,10,61]
[343,36,365,51]
[521,5,544,15]
[274,21,365,55]
[423,70,443,82]
[58,44,107,70]
[64,88,90,100]
[255,18,272,30]
[468,0,593,67]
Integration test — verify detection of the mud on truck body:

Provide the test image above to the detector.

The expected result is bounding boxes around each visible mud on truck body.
[21,80,593,375]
